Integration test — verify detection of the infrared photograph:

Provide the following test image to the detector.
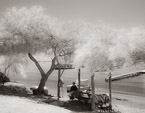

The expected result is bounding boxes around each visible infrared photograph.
[0,0,145,113]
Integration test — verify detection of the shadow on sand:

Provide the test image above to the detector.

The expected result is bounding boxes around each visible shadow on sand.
[0,84,119,113]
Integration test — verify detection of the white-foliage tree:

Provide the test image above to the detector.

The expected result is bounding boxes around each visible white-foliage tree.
[73,22,145,73]
[0,6,75,94]
[2,55,28,78]
[72,22,116,72]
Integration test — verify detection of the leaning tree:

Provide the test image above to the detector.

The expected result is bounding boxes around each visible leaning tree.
[0,6,75,94]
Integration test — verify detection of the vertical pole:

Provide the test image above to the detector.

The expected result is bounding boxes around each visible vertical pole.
[57,67,61,101]
[108,71,112,110]
[78,68,81,91]
[91,74,96,111]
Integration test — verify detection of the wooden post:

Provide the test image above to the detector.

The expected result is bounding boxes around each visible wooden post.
[108,71,112,110]
[91,74,96,111]
[57,67,61,101]
[78,68,81,91]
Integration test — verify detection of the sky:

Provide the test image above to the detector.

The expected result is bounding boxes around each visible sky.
[0,0,145,28]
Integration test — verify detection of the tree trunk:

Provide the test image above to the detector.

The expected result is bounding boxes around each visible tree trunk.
[28,53,55,95]
[37,76,47,94]
[37,64,55,93]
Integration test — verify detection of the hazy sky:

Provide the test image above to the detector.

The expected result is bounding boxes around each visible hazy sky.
[0,0,145,28]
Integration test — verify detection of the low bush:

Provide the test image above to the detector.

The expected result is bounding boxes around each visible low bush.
[0,82,31,96]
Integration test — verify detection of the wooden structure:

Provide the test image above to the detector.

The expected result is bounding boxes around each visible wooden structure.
[105,70,145,82]
[78,68,81,91]
[105,70,145,110]
[55,64,111,110]
[108,72,112,110]
[67,71,110,111]
[54,64,75,100]
[54,64,74,70]
[91,74,96,110]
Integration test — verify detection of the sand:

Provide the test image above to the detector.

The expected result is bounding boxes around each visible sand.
[112,93,145,113]
[0,95,72,113]
[0,89,145,113]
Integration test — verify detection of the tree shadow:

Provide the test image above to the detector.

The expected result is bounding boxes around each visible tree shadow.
[63,100,92,112]
[43,98,92,112]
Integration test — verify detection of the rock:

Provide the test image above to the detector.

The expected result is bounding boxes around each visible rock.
[0,72,10,85]
[30,86,48,95]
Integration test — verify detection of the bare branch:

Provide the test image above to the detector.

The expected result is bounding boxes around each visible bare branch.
[60,69,65,77]
[28,53,46,77]
[4,63,13,74]
[59,51,73,56]
[46,57,56,75]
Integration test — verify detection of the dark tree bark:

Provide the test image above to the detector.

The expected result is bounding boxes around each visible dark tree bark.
[28,53,56,95]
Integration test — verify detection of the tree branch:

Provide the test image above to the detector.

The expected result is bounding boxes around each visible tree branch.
[59,51,73,57]
[60,69,65,77]
[4,63,12,75]
[52,47,59,64]
[46,57,56,75]
[28,53,46,77]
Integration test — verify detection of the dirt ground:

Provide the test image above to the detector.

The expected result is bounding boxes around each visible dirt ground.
[0,94,72,113]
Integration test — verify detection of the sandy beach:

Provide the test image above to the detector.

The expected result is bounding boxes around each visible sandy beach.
[0,91,145,113]
[0,95,72,113]
[112,93,145,113]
